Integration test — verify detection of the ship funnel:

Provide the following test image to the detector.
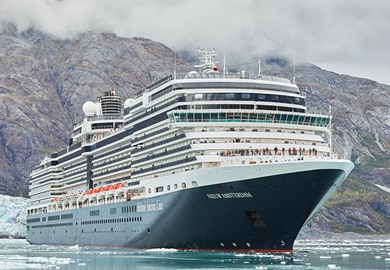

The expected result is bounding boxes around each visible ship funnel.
[98,90,122,115]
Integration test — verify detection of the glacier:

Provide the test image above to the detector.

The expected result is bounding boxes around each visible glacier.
[0,195,26,238]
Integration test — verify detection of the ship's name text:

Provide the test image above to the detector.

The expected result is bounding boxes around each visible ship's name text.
[137,201,163,212]
[206,192,253,200]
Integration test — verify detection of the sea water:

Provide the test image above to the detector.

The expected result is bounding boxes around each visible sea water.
[0,238,389,269]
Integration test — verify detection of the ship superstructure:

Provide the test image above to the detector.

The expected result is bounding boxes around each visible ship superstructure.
[27,49,354,252]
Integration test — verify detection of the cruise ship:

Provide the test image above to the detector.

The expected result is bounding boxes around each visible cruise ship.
[27,49,354,252]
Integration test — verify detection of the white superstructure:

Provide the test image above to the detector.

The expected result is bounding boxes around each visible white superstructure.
[28,48,351,218]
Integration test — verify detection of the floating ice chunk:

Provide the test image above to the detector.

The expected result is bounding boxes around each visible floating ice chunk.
[328,264,340,269]
[68,245,79,250]
[341,253,350,257]
[320,256,332,259]
[374,256,382,260]
[145,248,178,253]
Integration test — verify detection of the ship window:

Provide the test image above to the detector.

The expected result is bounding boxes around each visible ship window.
[272,95,279,101]
[174,184,178,190]
[265,129,270,132]
[226,93,235,99]
[242,93,250,99]
[194,93,203,99]
[192,181,198,187]
[167,185,171,191]
[301,131,305,134]
[155,186,164,193]
[277,130,282,133]
[148,188,151,194]
[258,94,265,100]
[182,182,186,188]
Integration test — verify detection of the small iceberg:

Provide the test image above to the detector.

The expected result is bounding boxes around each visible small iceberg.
[320,256,332,259]
[341,254,350,257]
[328,264,340,269]
[145,248,178,253]
[68,245,79,250]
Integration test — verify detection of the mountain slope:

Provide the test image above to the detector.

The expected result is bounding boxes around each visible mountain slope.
[0,24,190,195]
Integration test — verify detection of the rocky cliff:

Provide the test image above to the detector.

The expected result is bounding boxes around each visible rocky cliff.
[0,23,190,196]
[0,23,389,234]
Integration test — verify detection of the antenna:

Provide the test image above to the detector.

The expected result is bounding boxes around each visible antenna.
[258,58,262,79]
[223,52,226,77]
[292,50,296,84]
[329,104,332,152]
[174,46,177,79]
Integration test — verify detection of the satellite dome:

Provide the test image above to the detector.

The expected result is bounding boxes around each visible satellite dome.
[82,101,96,116]
[124,98,135,108]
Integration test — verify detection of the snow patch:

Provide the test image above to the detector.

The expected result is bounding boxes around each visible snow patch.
[374,131,389,154]
[375,184,390,194]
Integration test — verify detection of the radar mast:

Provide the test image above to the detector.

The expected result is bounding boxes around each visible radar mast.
[194,48,219,74]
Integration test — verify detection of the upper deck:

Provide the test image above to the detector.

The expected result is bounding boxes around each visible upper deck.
[136,72,299,98]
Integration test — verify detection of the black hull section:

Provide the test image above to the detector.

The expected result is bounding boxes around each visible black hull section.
[129,168,345,251]
[27,168,346,252]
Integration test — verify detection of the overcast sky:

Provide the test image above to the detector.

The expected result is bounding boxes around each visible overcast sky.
[1,0,389,84]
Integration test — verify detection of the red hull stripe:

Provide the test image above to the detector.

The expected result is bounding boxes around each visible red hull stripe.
[177,247,293,253]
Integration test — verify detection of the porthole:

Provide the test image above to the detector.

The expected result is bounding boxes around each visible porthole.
[182,182,186,188]
[226,93,235,99]
[167,185,171,191]
[148,188,151,194]
[174,184,178,190]
[192,181,198,187]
